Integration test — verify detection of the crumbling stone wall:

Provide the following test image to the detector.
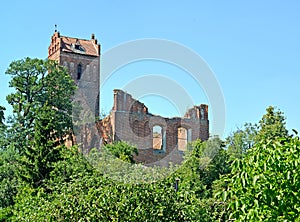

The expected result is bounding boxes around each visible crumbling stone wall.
[96,115,113,145]
[97,89,209,165]
[48,31,209,165]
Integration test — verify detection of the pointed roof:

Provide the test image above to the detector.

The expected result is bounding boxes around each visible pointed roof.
[60,35,100,57]
[48,31,100,58]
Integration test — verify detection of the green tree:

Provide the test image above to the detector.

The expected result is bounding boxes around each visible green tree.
[256,106,289,142]
[216,107,296,221]
[103,141,138,163]
[226,106,289,159]
[0,106,17,218]
[226,123,258,159]
[4,57,76,186]
[12,171,207,221]
[222,135,300,221]
[0,106,6,150]
[1,58,77,220]
[0,148,18,211]
[0,106,5,126]
[199,142,230,192]
[175,137,230,199]
[6,58,76,150]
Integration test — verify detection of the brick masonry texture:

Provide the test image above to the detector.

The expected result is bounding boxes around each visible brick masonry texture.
[48,32,209,165]
[48,31,100,117]
[97,89,209,165]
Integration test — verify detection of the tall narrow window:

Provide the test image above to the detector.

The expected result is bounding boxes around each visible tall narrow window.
[153,125,162,150]
[178,127,188,151]
[77,64,82,80]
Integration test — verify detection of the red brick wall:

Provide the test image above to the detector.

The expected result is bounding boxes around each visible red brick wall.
[48,32,101,154]
[48,32,209,165]
[48,32,100,117]
[97,90,209,165]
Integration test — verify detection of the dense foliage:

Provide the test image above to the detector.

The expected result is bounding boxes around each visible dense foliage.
[223,135,300,221]
[103,141,138,163]
[0,58,76,220]
[0,57,298,221]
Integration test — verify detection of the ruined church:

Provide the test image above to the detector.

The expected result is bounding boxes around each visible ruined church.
[48,31,209,164]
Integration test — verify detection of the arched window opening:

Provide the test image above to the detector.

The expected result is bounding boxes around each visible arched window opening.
[153,125,163,150]
[77,64,82,80]
[178,127,188,151]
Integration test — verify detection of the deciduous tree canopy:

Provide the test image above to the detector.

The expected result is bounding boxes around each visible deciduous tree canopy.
[0,58,298,221]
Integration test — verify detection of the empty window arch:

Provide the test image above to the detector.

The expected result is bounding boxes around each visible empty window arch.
[152,125,165,152]
[178,127,192,151]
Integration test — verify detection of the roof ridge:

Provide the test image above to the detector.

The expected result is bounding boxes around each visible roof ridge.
[61,35,91,42]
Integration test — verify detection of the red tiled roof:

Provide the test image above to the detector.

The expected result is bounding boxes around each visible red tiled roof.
[60,36,99,57]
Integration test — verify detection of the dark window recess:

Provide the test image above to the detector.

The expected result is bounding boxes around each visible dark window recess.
[75,44,80,50]
[72,41,85,53]
[77,64,82,80]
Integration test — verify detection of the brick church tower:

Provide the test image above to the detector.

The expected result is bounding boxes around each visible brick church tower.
[48,30,100,117]
[47,30,209,160]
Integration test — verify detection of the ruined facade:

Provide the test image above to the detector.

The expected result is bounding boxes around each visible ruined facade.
[97,90,209,164]
[48,31,209,164]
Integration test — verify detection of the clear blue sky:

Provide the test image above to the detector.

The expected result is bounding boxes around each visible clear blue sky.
[0,1,299,138]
